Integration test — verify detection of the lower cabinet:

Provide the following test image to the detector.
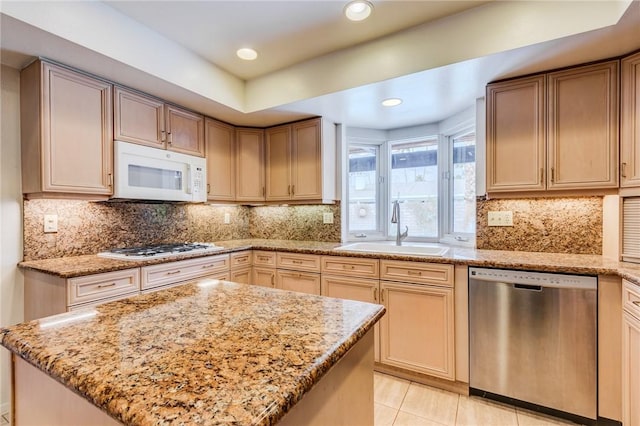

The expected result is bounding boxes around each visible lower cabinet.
[379,280,455,380]
[321,274,381,362]
[623,281,640,426]
[253,267,276,288]
[276,270,321,295]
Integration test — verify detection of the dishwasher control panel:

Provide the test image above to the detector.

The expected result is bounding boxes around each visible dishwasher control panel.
[469,267,597,290]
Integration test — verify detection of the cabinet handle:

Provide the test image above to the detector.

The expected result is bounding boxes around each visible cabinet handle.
[202,264,216,269]
[292,185,295,195]
[343,264,355,270]
[97,282,117,289]
[540,168,544,184]
[207,183,211,194]
[288,185,291,195]
[292,260,303,264]
[407,270,422,276]
[262,187,266,197]
[160,130,166,142]
[381,289,385,302]
[166,270,181,275]
[168,132,173,145]
[622,162,627,179]
[271,275,275,286]
[373,287,378,302]
[633,301,640,307]
[107,173,113,188]
[550,167,555,183]
[258,256,269,261]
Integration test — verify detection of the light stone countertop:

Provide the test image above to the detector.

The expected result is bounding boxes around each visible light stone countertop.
[1,280,385,425]
[17,238,640,287]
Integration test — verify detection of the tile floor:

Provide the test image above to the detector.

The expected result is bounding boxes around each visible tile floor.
[374,372,579,426]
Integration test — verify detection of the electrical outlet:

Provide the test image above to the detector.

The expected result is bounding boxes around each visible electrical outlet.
[323,212,334,224]
[44,214,58,233]
[224,213,231,224]
[488,211,513,227]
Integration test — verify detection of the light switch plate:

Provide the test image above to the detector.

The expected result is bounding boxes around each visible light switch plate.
[224,213,231,224]
[488,211,513,227]
[44,214,58,233]
[323,212,334,224]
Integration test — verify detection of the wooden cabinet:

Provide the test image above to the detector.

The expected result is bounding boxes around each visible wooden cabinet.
[486,76,546,192]
[547,61,619,189]
[623,281,640,426]
[24,268,139,320]
[621,52,640,188]
[114,86,205,157]
[486,60,619,194]
[235,128,265,202]
[321,256,379,279]
[264,118,336,202]
[379,260,455,381]
[252,251,276,288]
[276,252,321,273]
[205,118,236,201]
[276,270,321,295]
[21,60,113,198]
[140,254,230,291]
[229,251,252,284]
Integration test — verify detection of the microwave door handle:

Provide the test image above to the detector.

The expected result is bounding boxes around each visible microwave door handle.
[185,164,192,194]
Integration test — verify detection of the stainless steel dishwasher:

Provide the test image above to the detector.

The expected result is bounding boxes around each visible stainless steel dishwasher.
[469,267,597,424]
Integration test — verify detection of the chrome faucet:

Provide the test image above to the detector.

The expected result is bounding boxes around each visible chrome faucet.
[391,200,408,246]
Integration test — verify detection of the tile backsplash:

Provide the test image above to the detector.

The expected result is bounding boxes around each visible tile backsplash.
[23,200,341,260]
[476,196,602,254]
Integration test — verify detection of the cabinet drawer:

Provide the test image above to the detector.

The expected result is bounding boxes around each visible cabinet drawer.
[623,280,640,320]
[380,260,453,287]
[253,251,276,267]
[67,268,139,306]
[321,256,379,279]
[277,252,321,272]
[230,251,252,269]
[141,254,229,290]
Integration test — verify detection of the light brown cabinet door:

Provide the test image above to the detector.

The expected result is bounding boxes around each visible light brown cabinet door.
[623,311,640,426]
[165,105,205,157]
[547,61,619,189]
[205,118,235,200]
[621,52,640,188]
[291,118,323,199]
[265,125,291,201]
[276,270,320,295]
[21,61,113,196]
[379,281,455,380]
[235,128,265,202]
[486,76,546,192]
[321,275,381,362]
[114,87,165,148]
[230,268,251,284]
[252,267,276,288]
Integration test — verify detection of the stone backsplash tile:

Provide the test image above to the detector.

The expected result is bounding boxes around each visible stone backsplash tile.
[476,197,602,254]
[23,200,341,260]
[249,204,341,242]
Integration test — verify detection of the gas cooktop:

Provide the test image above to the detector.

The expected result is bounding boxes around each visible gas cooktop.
[97,242,224,261]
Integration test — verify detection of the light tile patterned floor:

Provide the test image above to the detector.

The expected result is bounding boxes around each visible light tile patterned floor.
[374,372,580,426]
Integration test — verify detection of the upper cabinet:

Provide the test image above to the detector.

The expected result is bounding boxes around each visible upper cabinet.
[265,118,336,203]
[114,86,205,157]
[235,128,265,202]
[21,60,113,199]
[621,51,640,188]
[486,60,619,195]
[205,118,235,201]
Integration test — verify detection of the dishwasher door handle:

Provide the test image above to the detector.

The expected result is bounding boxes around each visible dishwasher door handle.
[514,284,543,291]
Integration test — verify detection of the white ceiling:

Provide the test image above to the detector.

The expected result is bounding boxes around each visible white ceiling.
[1,1,640,130]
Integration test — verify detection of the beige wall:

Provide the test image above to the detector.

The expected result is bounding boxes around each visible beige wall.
[0,65,24,416]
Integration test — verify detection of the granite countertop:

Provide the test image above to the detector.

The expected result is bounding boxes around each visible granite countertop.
[18,238,640,287]
[1,280,385,425]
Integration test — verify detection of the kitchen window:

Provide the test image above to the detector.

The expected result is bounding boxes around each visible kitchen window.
[346,129,476,243]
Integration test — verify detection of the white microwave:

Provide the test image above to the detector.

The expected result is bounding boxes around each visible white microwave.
[113,141,207,202]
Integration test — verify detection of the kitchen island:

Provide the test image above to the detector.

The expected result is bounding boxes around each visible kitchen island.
[1,279,385,425]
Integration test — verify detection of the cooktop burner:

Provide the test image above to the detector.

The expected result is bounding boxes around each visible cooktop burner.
[97,242,224,261]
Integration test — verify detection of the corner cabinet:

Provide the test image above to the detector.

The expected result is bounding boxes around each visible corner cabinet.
[265,118,336,203]
[205,118,236,201]
[621,51,640,188]
[21,60,113,198]
[235,128,265,202]
[114,86,205,157]
[486,60,619,194]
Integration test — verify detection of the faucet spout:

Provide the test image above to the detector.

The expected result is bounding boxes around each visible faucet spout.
[391,200,408,246]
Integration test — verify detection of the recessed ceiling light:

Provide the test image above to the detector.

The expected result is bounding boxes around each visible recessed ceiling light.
[236,48,258,61]
[382,98,402,107]
[344,0,373,21]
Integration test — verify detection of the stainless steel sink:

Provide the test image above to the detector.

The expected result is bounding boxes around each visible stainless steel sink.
[334,242,449,257]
